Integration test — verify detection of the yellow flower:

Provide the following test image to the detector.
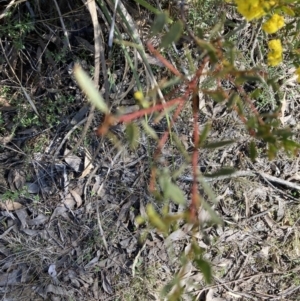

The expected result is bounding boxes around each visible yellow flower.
[262,14,285,34]
[267,39,283,66]
[296,67,300,83]
[268,39,282,53]
[234,0,278,21]
[235,0,266,21]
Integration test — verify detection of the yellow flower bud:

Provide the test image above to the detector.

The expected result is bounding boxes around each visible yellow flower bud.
[134,91,144,101]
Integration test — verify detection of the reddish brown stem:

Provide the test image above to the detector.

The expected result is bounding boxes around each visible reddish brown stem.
[118,98,182,123]
[190,94,200,222]
[147,42,182,77]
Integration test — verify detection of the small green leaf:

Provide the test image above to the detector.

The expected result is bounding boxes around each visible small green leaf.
[151,12,168,36]
[160,20,183,48]
[172,163,188,179]
[198,123,211,147]
[125,123,140,149]
[160,76,182,90]
[226,93,238,108]
[267,143,277,160]
[134,0,161,15]
[194,258,212,284]
[196,27,204,39]
[146,204,168,233]
[249,141,257,161]
[284,139,300,148]
[191,242,212,283]
[161,277,183,300]
[275,128,293,139]
[266,77,280,93]
[246,116,258,130]
[198,177,218,205]
[223,41,236,65]
[282,139,300,155]
[73,64,109,113]
[204,167,235,178]
[297,19,300,31]
[280,6,295,16]
[135,216,145,225]
[236,98,245,116]
[158,173,185,204]
[195,39,218,63]
[141,120,158,139]
[205,89,226,102]
[204,140,235,149]
[170,133,190,161]
[235,75,262,85]
[250,88,262,99]
[158,173,169,193]
[208,12,225,39]
[201,199,222,224]
[161,278,176,298]
[166,183,185,205]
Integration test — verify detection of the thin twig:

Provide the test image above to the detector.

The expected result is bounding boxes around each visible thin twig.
[0,0,27,19]
[52,0,71,51]
[0,39,39,116]
[54,117,87,158]
[246,158,300,202]
[179,170,257,182]
[132,241,146,277]
[259,171,300,191]
[180,170,300,192]
[65,0,106,160]
[93,148,125,254]
[96,183,109,253]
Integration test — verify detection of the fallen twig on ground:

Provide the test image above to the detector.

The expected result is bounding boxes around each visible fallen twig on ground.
[180,170,300,192]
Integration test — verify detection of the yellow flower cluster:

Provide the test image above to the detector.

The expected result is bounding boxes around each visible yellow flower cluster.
[267,40,283,66]
[232,0,286,67]
[262,14,285,34]
[235,0,266,21]
[234,0,278,21]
